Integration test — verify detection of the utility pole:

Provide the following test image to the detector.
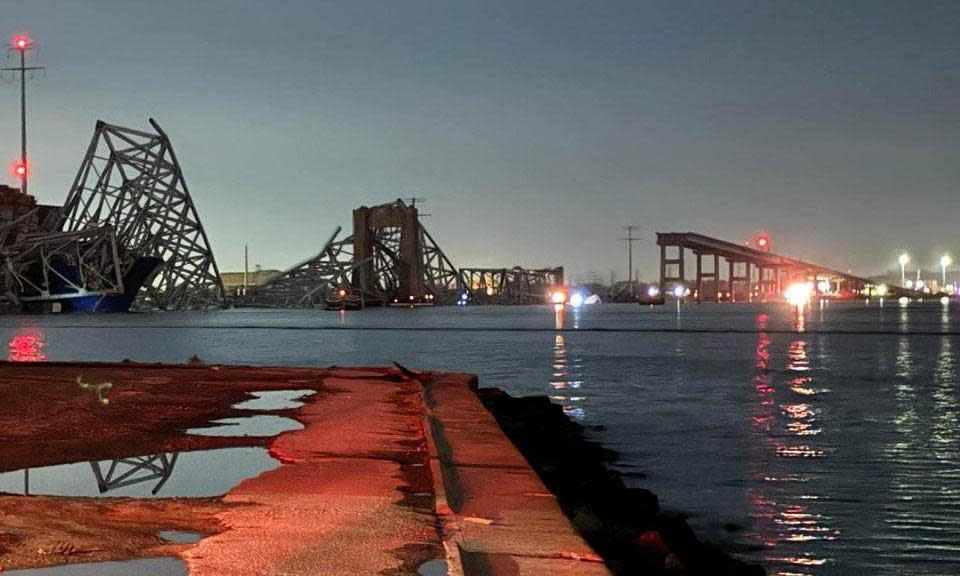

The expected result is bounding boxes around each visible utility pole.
[619,226,641,296]
[243,244,249,294]
[4,35,44,197]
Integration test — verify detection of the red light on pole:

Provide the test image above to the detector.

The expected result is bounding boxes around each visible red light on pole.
[12,35,30,50]
[13,161,27,179]
[756,232,771,251]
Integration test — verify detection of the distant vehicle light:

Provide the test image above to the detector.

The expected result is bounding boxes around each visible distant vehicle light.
[817,280,831,293]
[647,285,660,298]
[585,294,601,305]
[568,292,585,308]
[550,290,567,305]
[876,284,888,297]
[905,280,914,289]
[671,285,685,299]
[941,296,950,306]
[898,296,909,305]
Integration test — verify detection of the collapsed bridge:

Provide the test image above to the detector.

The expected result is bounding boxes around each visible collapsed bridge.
[0,121,560,313]
[241,199,564,308]
[0,119,226,312]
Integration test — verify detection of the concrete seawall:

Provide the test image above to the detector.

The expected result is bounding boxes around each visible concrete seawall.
[0,362,608,575]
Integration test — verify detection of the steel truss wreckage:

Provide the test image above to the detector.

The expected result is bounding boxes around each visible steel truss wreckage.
[460,267,565,305]
[240,199,563,309]
[242,200,464,308]
[0,119,226,312]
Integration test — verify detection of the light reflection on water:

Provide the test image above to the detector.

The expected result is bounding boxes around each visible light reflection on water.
[749,322,837,575]
[2,302,960,573]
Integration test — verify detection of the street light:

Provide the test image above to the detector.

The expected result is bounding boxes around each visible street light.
[941,255,952,290]
[898,253,910,286]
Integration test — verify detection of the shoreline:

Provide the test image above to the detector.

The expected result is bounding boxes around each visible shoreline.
[479,387,766,576]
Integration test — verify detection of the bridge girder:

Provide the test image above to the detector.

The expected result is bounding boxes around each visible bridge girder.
[657,232,916,301]
[461,267,564,305]
[59,119,226,310]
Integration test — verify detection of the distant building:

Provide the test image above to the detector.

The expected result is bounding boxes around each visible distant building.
[220,268,282,297]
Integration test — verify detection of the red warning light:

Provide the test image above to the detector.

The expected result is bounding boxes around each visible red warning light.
[12,35,30,50]
[756,233,770,251]
[13,161,27,179]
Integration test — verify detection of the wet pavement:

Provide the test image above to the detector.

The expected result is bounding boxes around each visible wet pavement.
[0,363,604,575]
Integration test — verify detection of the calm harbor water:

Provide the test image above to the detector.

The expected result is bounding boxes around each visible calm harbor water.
[3,300,959,576]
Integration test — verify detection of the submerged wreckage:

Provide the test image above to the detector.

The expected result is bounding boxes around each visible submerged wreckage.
[0,119,225,313]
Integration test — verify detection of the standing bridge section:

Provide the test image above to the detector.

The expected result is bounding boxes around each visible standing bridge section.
[657,232,907,301]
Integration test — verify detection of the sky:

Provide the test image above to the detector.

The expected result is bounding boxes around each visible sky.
[2,0,958,282]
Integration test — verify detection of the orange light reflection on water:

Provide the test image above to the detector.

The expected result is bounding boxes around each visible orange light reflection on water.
[748,312,835,574]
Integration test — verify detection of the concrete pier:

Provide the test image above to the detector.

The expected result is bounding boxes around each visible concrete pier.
[0,362,607,575]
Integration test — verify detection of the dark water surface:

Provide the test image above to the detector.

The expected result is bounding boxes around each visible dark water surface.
[2,300,959,576]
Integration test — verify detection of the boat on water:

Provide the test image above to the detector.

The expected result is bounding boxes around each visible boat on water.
[324,291,365,311]
[20,256,162,314]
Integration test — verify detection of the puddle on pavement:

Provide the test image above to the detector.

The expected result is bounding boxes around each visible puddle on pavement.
[3,557,187,575]
[186,415,303,437]
[418,558,448,576]
[0,447,278,498]
[233,389,316,410]
[157,530,203,544]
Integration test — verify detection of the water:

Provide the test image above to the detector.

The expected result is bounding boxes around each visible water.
[3,557,187,575]
[0,447,278,498]
[186,415,303,437]
[233,389,316,410]
[157,531,204,544]
[2,300,959,575]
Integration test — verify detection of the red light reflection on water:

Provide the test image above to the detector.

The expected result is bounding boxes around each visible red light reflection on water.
[9,328,46,362]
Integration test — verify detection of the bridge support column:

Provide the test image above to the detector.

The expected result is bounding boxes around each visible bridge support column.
[744,261,752,302]
[728,259,735,302]
[660,244,685,294]
[695,252,721,302]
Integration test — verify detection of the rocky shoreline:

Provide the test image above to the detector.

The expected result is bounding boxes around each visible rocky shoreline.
[478,388,766,576]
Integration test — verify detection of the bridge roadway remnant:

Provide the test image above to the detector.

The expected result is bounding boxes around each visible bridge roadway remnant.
[657,232,910,302]
[460,266,564,305]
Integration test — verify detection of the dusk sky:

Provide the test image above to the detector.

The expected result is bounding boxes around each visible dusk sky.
[4,1,958,281]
